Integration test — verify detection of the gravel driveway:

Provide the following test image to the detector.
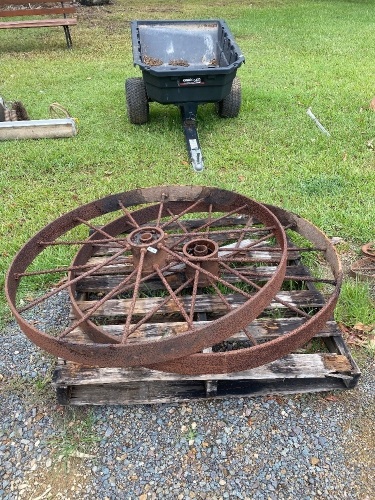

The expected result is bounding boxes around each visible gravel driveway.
[1,293,374,500]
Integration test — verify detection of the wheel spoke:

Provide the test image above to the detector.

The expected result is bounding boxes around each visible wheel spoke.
[209,279,233,310]
[204,204,213,237]
[189,203,249,233]
[156,194,167,227]
[37,237,128,247]
[242,327,258,345]
[160,197,205,229]
[166,208,189,234]
[126,276,195,337]
[234,214,254,248]
[168,203,251,251]
[75,217,128,248]
[154,265,193,328]
[161,244,253,299]
[216,233,276,262]
[118,200,141,229]
[220,261,311,319]
[59,266,140,339]
[165,227,275,239]
[18,247,128,313]
[122,248,147,342]
[189,269,200,323]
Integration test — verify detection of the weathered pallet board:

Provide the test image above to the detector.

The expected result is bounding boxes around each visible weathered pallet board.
[65,318,342,344]
[52,319,360,405]
[52,229,360,405]
[75,264,310,292]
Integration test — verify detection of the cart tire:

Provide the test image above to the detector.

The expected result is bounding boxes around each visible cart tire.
[125,78,149,124]
[216,77,241,118]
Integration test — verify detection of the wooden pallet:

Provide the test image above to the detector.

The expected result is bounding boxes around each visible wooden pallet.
[52,231,360,406]
[53,321,360,405]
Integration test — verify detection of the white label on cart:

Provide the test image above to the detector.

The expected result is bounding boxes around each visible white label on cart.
[189,139,198,149]
[179,78,204,86]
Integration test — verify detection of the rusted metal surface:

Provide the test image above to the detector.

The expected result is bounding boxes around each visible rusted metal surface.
[148,206,342,374]
[127,226,167,273]
[182,238,219,286]
[362,242,375,260]
[6,186,287,368]
[5,187,342,374]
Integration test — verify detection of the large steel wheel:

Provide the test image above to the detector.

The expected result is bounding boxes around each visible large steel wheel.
[6,186,287,368]
[148,206,343,374]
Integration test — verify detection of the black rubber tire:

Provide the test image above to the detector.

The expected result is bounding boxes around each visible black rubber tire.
[216,77,242,118]
[125,77,149,124]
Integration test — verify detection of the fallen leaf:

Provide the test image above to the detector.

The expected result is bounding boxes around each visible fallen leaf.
[354,323,374,333]
[353,322,366,332]
[311,456,320,466]
[324,395,339,402]
[264,395,284,405]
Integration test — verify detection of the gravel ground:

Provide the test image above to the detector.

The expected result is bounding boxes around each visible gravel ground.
[0,292,374,500]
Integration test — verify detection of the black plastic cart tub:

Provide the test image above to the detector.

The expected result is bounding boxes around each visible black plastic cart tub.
[126,20,245,171]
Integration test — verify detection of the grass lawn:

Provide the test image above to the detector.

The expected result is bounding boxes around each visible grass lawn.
[0,0,374,325]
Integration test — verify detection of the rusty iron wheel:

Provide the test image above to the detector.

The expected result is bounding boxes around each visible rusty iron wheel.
[147,205,343,375]
[6,186,288,368]
[362,242,375,260]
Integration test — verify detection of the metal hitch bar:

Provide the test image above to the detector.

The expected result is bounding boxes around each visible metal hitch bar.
[180,103,204,172]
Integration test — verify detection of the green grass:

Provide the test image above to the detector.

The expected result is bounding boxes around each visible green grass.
[48,409,99,464]
[1,0,374,325]
[335,278,375,328]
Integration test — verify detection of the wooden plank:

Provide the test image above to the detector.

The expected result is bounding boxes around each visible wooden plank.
[90,243,299,263]
[75,264,309,293]
[75,289,325,319]
[53,353,353,387]
[0,19,76,28]
[0,0,74,6]
[0,7,76,17]
[0,119,77,140]
[66,376,356,406]
[68,381,207,406]
[66,318,342,344]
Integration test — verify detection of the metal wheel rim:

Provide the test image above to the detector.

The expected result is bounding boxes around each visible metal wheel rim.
[148,205,343,375]
[6,186,288,367]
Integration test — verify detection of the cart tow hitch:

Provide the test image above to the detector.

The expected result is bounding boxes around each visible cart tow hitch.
[180,104,204,172]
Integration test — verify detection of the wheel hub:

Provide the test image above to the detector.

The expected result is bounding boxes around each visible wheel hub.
[127,226,167,274]
[183,238,219,286]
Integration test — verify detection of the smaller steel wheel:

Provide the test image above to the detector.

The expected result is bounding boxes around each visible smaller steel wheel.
[216,77,242,118]
[125,77,149,124]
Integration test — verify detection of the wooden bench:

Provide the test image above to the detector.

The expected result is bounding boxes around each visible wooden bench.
[0,0,77,49]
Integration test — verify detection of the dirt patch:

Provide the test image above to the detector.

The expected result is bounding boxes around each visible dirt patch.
[169,58,189,67]
[142,55,163,66]
[17,459,93,499]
